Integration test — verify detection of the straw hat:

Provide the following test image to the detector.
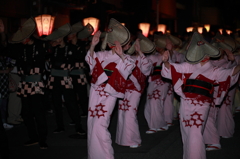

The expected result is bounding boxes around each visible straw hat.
[177,40,189,54]
[211,33,236,52]
[167,34,182,46]
[70,22,84,34]
[44,23,72,41]
[185,32,220,64]
[126,33,156,54]
[77,23,94,39]
[154,34,167,49]
[11,18,36,43]
[223,36,236,51]
[101,18,130,50]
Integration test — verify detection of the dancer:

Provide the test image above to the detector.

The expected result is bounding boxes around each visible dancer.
[85,18,135,159]
[161,32,240,159]
[116,34,153,148]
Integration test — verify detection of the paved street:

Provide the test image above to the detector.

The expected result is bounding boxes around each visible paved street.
[5,92,240,159]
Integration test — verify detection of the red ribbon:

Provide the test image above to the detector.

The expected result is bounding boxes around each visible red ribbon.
[201,58,209,62]
[109,46,115,49]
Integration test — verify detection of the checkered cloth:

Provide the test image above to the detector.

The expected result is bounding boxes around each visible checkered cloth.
[17,68,44,97]
[0,58,9,99]
[71,62,88,85]
[0,73,9,99]
[47,63,74,89]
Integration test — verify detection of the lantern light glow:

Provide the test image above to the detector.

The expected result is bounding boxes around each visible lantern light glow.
[219,28,223,34]
[198,27,203,34]
[226,30,232,35]
[139,23,150,37]
[186,27,193,32]
[35,14,55,37]
[166,30,171,34]
[83,17,99,35]
[204,24,210,32]
[157,24,166,34]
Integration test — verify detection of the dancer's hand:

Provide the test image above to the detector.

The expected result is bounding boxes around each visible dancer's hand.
[91,30,101,47]
[162,50,169,63]
[114,41,124,60]
[225,48,235,62]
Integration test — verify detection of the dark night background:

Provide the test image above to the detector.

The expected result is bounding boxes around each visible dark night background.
[1,0,240,39]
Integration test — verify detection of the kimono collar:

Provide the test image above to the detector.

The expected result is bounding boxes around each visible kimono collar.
[196,61,212,69]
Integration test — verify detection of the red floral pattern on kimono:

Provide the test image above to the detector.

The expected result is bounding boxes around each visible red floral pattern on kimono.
[85,50,135,159]
[161,61,240,159]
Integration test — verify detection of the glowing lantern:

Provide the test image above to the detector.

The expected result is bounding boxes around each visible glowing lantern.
[35,14,55,37]
[219,28,223,34]
[157,24,166,34]
[186,27,193,32]
[166,30,171,34]
[226,30,232,35]
[121,23,125,26]
[139,23,150,37]
[204,24,210,32]
[198,27,203,34]
[83,17,99,35]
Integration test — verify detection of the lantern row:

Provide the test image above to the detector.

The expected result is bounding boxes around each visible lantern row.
[34,15,235,37]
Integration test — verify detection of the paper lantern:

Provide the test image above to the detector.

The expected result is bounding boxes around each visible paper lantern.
[139,23,150,37]
[157,24,166,34]
[83,17,99,35]
[204,24,210,32]
[121,23,125,26]
[186,27,193,32]
[219,28,223,34]
[35,14,55,37]
[226,30,232,35]
[198,27,203,34]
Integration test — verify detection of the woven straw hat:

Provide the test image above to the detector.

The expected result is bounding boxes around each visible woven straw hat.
[177,40,189,54]
[154,34,167,49]
[44,23,71,41]
[223,36,236,51]
[101,18,130,50]
[185,32,220,64]
[211,33,235,52]
[127,33,156,54]
[167,34,182,46]
[70,22,84,34]
[77,23,94,39]
[11,18,36,43]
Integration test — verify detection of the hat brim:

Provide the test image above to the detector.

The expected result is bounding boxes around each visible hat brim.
[44,23,71,41]
[185,32,220,64]
[105,18,130,47]
[154,34,167,49]
[168,34,182,46]
[77,23,94,39]
[71,22,84,34]
[11,18,36,43]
